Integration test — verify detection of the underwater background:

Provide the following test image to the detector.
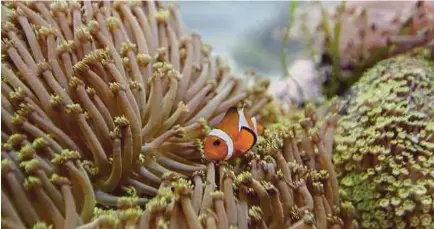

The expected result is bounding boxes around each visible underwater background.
[177,1,295,77]
[0,1,433,229]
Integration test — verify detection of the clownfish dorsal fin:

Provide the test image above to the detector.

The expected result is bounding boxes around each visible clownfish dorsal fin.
[234,126,257,155]
[227,106,239,114]
[215,107,240,136]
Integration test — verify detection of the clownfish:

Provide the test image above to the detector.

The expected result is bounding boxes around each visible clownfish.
[203,105,264,161]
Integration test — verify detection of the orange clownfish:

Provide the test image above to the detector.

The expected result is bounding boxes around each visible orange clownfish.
[204,106,264,161]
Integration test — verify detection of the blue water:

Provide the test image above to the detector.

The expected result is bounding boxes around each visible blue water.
[176,1,293,76]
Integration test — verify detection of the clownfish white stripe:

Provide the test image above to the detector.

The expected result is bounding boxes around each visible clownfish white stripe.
[238,107,249,131]
[208,128,234,160]
[251,117,258,135]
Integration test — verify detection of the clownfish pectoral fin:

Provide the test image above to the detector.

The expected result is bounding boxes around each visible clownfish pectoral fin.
[234,126,257,154]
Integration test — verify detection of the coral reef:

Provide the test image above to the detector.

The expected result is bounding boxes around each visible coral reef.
[334,49,434,229]
[1,1,270,228]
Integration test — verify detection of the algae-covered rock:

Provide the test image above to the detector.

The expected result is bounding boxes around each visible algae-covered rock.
[334,49,434,229]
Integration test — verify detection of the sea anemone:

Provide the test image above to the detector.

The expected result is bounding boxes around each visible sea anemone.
[1,1,270,227]
[77,103,353,229]
[334,48,434,229]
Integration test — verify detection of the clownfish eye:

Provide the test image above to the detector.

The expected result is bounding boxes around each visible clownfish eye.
[213,139,221,146]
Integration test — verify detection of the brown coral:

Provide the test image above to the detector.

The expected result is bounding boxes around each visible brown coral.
[1,1,270,228]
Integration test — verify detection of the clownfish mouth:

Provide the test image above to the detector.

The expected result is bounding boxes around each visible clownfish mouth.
[204,150,226,161]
